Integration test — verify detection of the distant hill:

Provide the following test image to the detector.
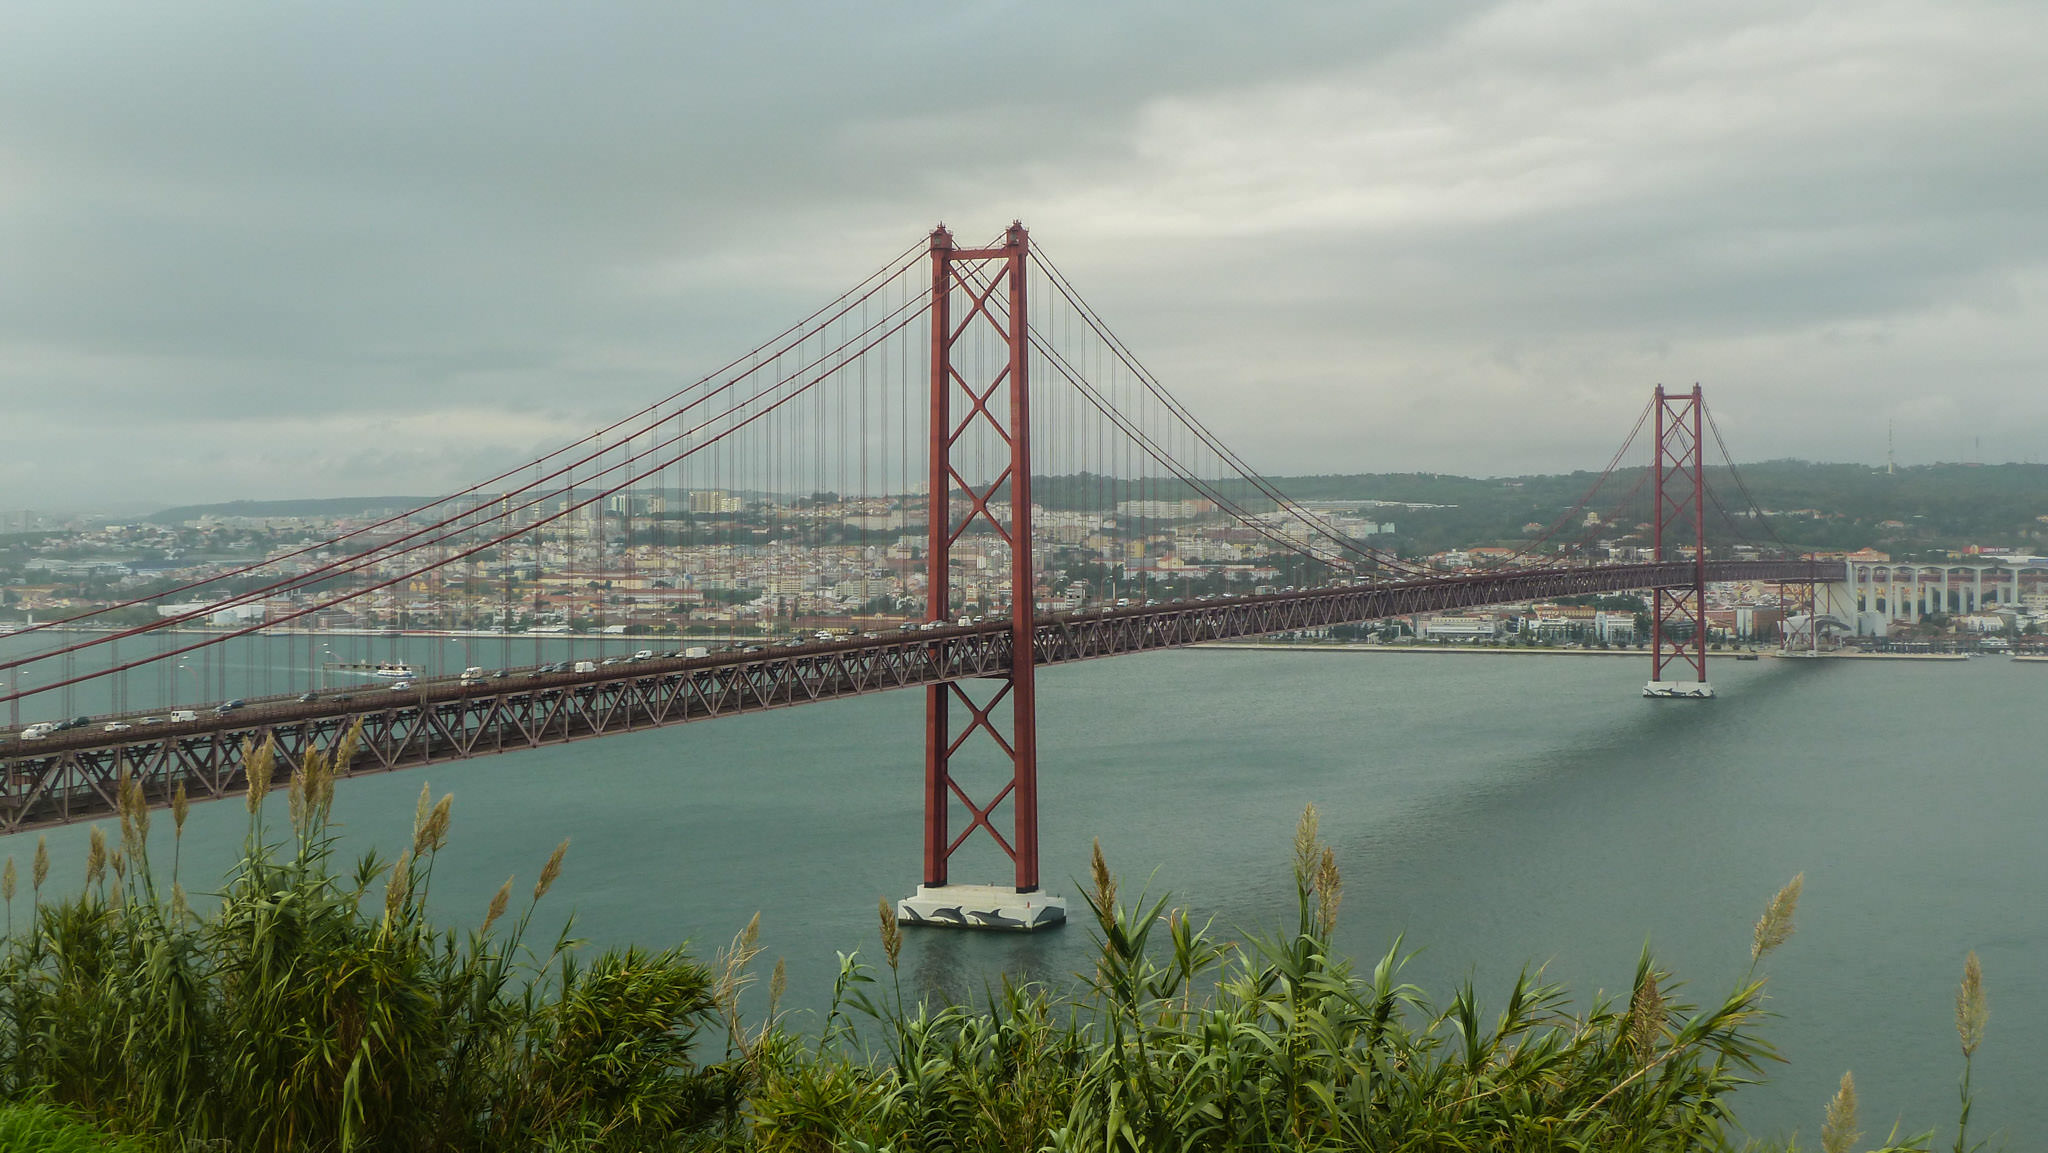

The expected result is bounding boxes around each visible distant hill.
[140,460,2048,555]
[1040,461,2048,554]
[1258,460,2048,554]
[145,498,437,525]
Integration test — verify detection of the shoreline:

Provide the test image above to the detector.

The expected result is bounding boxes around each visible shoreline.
[1192,643,1983,662]
[1196,643,1684,658]
[1,625,763,643]
[1772,650,1973,661]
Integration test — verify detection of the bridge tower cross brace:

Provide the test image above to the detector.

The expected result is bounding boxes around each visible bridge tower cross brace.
[1646,384,1713,698]
[901,223,1066,930]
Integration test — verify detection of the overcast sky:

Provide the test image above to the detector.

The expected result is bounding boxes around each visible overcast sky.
[4,0,2044,510]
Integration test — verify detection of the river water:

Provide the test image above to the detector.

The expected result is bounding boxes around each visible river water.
[4,643,2042,1142]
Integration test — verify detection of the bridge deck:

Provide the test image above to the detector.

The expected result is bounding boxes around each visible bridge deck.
[0,560,1820,834]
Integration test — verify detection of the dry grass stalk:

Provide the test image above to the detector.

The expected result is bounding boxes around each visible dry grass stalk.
[1956,950,1987,1057]
[85,826,107,887]
[32,835,47,894]
[713,913,764,1050]
[1293,803,1320,882]
[334,720,363,779]
[288,770,307,828]
[2,857,15,905]
[115,771,149,889]
[244,738,276,813]
[303,740,335,813]
[132,780,149,844]
[878,898,902,972]
[1629,970,1665,1062]
[1314,846,1342,939]
[1752,872,1803,962]
[534,839,568,902]
[1821,1070,1859,1153]
[482,877,513,934]
[384,850,412,924]
[172,782,190,838]
[415,794,454,855]
[116,772,133,861]
[1089,839,1117,924]
[769,957,787,1019]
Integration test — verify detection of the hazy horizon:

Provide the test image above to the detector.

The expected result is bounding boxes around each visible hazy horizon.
[5,2,2044,508]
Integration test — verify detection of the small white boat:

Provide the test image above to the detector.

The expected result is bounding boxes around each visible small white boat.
[371,662,416,679]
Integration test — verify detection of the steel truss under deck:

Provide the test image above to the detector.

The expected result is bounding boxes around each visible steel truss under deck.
[0,559,1817,835]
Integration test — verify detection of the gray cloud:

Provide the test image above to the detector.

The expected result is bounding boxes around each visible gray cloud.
[2,0,2043,508]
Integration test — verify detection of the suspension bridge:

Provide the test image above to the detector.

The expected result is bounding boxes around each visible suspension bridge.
[0,223,1822,928]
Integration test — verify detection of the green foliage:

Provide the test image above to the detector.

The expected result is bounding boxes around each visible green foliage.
[1090,461,2048,554]
[0,728,736,1152]
[729,813,1831,1153]
[0,761,1987,1152]
[0,1103,154,1151]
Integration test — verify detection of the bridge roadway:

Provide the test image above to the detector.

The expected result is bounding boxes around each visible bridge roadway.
[0,559,1819,834]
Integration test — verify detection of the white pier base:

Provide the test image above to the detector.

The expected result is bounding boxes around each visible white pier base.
[1643,680,1716,699]
[898,884,1067,932]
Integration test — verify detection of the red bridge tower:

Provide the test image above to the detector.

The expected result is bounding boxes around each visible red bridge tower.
[897,224,1067,930]
[1645,384,1714,699]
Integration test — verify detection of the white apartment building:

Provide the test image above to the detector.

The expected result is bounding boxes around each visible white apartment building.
[1421,614,1500,640]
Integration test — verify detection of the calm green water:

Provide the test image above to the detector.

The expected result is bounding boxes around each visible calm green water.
[7,647,2044,1141]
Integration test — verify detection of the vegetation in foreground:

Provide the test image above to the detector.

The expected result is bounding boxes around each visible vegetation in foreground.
[0,730,738,1151]
[0,728,1994,1151]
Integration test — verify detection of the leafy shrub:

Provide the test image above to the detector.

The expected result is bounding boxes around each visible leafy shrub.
[0,727,738,1152]
[0,1102,154,1151]
[730,807,1951,1153]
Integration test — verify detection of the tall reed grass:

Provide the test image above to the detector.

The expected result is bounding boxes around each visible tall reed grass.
[0,726,740,1152]
[0,753,1993,1152]
[730,806,1982,1153]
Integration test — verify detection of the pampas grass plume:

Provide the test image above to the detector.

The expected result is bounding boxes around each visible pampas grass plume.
[534,839,568,902]
[1752,873,1803,962]
[1956,950,1987,1058]
[85,826,107,886]
[1821,1071,1858,1153]
[878,897,902,971]
[482,877,512,935]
